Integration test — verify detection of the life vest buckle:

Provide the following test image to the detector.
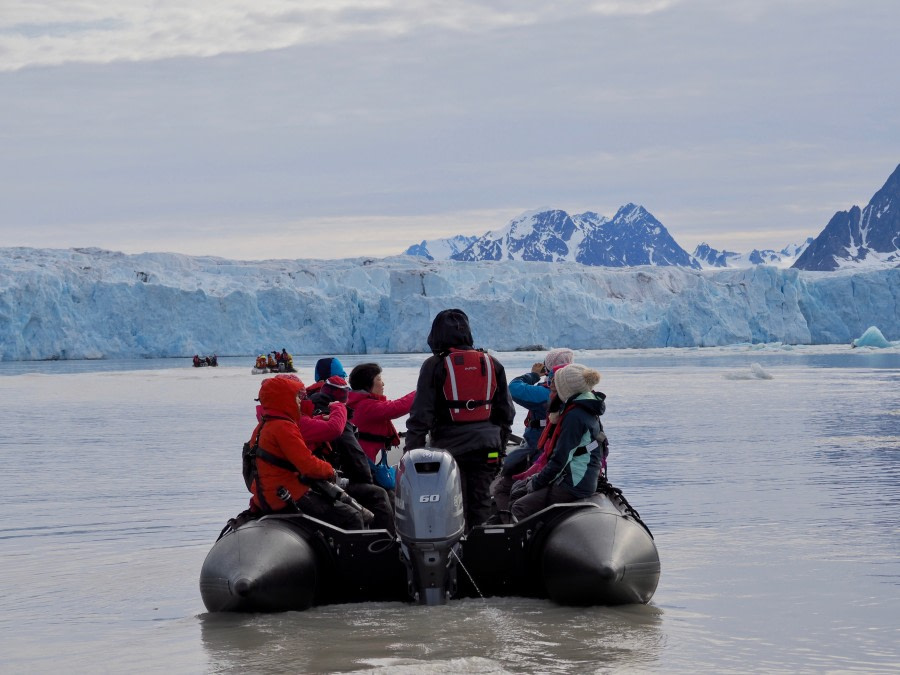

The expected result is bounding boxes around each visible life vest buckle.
[465,399,477,410]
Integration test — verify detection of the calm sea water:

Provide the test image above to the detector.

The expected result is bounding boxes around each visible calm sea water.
[1,346,898,674]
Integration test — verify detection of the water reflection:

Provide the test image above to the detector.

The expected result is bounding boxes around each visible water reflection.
[199,599,664,673]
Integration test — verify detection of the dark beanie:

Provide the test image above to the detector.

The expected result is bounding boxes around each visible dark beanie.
[321,376,351,403]
[349,362,382,392]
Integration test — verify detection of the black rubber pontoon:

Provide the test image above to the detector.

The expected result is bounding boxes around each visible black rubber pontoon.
[199,448,660,612]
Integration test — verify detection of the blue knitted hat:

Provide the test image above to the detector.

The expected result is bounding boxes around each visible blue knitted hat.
[314,357,347,382]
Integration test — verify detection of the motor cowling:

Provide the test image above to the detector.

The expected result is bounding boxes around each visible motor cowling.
[394,448,465,605]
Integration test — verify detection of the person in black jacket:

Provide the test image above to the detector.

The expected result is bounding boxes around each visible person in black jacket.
[404,308,515,529]
[309,377,395,534]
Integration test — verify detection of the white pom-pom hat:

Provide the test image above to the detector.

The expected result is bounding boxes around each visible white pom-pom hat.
[554,363,601,402]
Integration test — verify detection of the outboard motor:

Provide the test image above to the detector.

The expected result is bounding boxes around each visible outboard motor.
[395,448,465,605]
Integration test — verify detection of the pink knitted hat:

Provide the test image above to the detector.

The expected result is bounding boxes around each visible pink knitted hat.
[544,348,575,370]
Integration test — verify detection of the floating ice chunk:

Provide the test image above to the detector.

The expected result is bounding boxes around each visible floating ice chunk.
[851,326,891,348]
[750,363,773,379]
[723,362,773,380]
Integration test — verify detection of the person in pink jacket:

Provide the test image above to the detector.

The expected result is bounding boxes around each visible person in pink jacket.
[347,362,415,473]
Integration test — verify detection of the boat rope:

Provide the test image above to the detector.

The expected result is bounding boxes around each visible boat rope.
[215,509,259,541]
[596,475,654,539]
[367,535,397,554]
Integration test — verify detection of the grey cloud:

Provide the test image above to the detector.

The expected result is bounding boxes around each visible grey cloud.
[1,1,898,258]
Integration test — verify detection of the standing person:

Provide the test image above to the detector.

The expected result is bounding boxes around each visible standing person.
[245,374,363,529]
[404,308,515,529]
[510,364,608,522]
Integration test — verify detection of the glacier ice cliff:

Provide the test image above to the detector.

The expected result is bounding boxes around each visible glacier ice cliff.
[0,247,898,360]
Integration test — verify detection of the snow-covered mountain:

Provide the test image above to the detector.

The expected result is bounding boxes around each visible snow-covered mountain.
[1,247,897,361]
[794,163,900,270]
[451,208,582,262]
[693,238,814,269]
[406,162,900,272]
[404,234,477,260]
[576,204,700,268]
[419,204,700,269]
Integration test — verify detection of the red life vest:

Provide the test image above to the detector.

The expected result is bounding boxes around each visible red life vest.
[442,348,497,422]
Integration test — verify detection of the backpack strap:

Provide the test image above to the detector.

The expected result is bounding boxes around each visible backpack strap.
[254,446,298,473]
[357,430,394,445]
[246,415,299,511]
[443,398,493,409]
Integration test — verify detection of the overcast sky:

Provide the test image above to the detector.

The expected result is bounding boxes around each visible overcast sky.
[2,0,898,260]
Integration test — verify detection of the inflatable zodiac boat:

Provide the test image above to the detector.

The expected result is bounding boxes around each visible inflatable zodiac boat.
[199,448,660,612]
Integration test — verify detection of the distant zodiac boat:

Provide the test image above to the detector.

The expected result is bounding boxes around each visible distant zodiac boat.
[199,448,660,611]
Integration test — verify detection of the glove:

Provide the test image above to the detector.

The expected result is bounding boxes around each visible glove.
[525,476,536,494]
[509,479,529,501]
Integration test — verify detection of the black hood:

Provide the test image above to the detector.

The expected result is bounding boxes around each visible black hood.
[426,308,474,354]
[569,391,606,416]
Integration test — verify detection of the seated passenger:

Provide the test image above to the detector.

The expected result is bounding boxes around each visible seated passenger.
[347,363,415,464]
[305,376,395,534]
[488,362,565,523]
[347,363,416,511]
[509,348,574,451]
[510,364,608,522]
[314,356,348,383]
[246,374,363,529]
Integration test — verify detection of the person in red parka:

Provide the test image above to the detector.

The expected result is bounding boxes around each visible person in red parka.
[347,363,415,463]
[247,374,363,529]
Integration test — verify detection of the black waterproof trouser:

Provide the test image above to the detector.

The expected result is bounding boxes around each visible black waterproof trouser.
[489,474,515,518]
[510,483,580,521]
[345,482,395,535]
[455,449,499,530]
[296,490,364,530]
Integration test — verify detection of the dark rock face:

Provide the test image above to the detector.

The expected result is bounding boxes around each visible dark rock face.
[794,164,900,270]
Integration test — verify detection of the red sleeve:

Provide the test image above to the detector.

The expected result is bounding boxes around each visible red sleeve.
[279,422,334,479]
[377,390,416,420]
[297,405,348,443]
